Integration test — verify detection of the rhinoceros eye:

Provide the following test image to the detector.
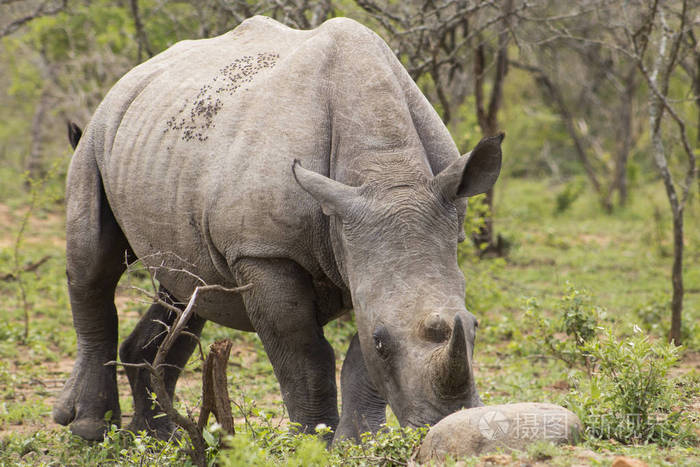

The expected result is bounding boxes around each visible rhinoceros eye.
[373,326,392,360]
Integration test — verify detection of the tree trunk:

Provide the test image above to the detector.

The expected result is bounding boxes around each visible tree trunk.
[129,0,152,62]
[471,0,511,256]
[508,60,611,212]
[25,88,50,184]
[649,111,684,345]
[669,210,684,344]
[694,47,700,199]
[608,68,637,207]
[647,15,684,345]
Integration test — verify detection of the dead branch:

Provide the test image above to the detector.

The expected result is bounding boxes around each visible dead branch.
[108,258,251,466]
[0,255,50,281]
[198,339,235,436]
[0,0,67,37]
[509,59,606,201]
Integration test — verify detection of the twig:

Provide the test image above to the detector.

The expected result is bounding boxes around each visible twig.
[0,255,50,281]
[0,0,67,37]
[110,257,252,466]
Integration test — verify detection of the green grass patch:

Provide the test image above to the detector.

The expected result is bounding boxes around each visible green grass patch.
[0,177,698,464]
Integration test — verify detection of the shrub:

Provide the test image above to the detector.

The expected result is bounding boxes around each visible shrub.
[636,295,700,351]
[561,287,598,345]
[330,425,428,466]
[554,178,585,214]
[523,286,697,446]
[214,422,426,466]
[567,327,697,446]
[217,430,274,466]
[523,285,600,369]
[96,425,193,466]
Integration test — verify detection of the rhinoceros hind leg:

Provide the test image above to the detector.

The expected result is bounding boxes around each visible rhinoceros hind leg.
[119,288,206,440]
[334,333,387,443]
[54,149,131,440]
[233,258,339,438]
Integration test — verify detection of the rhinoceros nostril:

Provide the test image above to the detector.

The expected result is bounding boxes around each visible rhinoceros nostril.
[420,312,450,342]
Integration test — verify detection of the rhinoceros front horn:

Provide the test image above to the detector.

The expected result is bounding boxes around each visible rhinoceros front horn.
[433,315,471,397]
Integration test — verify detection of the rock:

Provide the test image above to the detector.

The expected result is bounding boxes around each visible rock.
[417,402,583,462]
[612,457,648,467]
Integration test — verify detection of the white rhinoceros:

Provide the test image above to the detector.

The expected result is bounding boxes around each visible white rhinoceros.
[54,16,503,442]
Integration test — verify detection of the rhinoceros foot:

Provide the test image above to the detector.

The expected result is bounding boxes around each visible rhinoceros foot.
[53,354,121,440]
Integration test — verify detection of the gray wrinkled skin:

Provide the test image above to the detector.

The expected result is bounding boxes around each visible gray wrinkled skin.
[54,16,503,443]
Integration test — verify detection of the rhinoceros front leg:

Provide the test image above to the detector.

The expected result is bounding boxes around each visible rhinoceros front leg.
[334,333,387,443]
[233,258,339,435]
[119,287,206,439]
[54,151,130,440]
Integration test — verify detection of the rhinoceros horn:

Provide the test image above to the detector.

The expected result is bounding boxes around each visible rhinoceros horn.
[433,314,471,397]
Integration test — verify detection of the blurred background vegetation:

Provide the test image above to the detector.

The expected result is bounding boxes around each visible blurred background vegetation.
[1,0,697,342]
[0,2,699,464]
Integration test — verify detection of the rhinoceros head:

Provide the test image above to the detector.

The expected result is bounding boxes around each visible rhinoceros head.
[293,134,503,428]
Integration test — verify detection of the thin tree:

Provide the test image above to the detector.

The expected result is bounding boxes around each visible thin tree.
[355,0,526,254]
[513,0,696,344]
[511,0,643,211]
[628,0,697,344]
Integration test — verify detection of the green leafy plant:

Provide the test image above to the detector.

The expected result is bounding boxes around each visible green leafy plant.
[7,161,63,343]
[526,440,559,462]
[214,420,426,466]
[523,284,600,371]
[562,287,599,345]
[567,327,697,446]
[636,295,700,351]
[216,430,273,466]
[96,425,193,466]
[554,178,586,214]
[330,425,428,466]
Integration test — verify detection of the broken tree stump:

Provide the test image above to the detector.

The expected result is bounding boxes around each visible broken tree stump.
[198,339,235,436]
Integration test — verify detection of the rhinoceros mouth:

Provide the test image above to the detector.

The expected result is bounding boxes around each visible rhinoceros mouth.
[405,417,431,429]
[405,412,450,429]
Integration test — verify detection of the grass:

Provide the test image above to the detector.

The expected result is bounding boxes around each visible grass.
[0,175,698,465]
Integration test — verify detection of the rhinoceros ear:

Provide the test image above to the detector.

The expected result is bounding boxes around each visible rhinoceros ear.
[435,133,504,199]
[292,159,360,217]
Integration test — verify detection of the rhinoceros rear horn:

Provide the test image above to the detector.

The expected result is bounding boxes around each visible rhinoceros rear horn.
[433,314,471,397]
[434,132,504,199]
[292,159,360,217]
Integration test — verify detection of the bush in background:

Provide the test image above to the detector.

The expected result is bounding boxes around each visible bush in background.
[568,328,698,446]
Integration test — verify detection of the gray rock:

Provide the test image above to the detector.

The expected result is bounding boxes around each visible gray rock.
[418,402,583,462]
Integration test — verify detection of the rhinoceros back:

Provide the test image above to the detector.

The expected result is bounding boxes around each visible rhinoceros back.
[76,16,458,307]
[85,18,330,296]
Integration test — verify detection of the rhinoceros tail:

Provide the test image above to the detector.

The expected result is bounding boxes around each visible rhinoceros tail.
[67,121,83,150]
